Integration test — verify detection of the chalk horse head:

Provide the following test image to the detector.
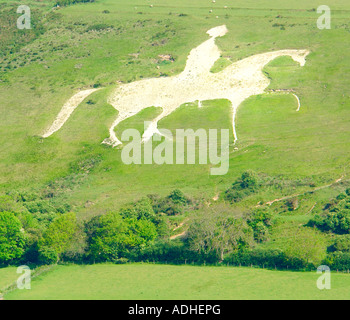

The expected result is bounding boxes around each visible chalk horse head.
[42,25,310,146]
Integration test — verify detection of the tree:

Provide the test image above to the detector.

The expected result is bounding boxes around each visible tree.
[187,204,254,261]
[0,211,26,263]
[38,212,77,263]
[247,209,273,242]
[88,212,157,262]
[224,170,261,203]
[309,210,350,234]
[329,235,350,253]
[240,170,260,190]
[284,228,326,265]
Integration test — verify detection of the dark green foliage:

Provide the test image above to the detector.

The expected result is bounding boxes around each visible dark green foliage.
[240,170,260,190]
[168,189,189,205]
[224,249,310,270]
[86,24,112,32]
[328,235,350,253]
[323,252,350,271]
[56,0,95,7]
[120,198,156,221]
[136,240,217,264]
[224,170,261,203]
[119,198,170,239]
[148,190,193,216]
[336,193,347,201]
[247,209,273,242]
[38,246,58,265]
[308,192,350,234]
[309,211,350,234]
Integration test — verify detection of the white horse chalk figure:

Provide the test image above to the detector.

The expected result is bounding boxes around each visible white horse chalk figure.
[43,25,310,146]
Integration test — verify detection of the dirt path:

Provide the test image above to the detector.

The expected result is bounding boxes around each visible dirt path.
[170,230,187,240]
[170,219,189,240]
[261,176,345,207]
[172,219,189,232]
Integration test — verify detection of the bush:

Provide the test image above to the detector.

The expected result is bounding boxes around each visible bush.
[135,240,217,264]
[86,23,112,32]
[38,246,58,265]
[120,198,156,221]
[224,170,261,203]
[168,189,189,205]
[328,235,350,253]
[240,170,260,190]
[246,209,272,242]
[224,249,310,270]
[149,190,193,216]
[324,252,350,271]
[309,210,350,234]
[56,0,95,7]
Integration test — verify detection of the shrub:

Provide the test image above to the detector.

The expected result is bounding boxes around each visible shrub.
[56,0,95,7]
[309,210,350,234]
[86,23,111,32]
[224,249,310,270]
[38,246,58,265]
[328,235,350,253]
[168,189,189,205]
[240,170,260,190]
[324,252,350,271]
[149,190,193,216]
[224,170,261,203]
[136,240,217,264]
[246,209,272,242]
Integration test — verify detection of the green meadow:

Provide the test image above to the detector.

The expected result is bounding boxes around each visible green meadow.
[4,263,350,300]
[0,267,17,295]
[1,0,350,299]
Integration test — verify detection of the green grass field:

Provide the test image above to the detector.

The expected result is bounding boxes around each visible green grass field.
[0,267,17,295]
[3,263,349,300]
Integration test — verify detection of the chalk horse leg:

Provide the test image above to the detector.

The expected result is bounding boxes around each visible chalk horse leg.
[142,108,174,143]
[102,111,138,147]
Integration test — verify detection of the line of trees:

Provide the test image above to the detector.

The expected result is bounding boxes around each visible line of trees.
[0,190,194,266]
[0,187,275,267]
[3,178,350,271]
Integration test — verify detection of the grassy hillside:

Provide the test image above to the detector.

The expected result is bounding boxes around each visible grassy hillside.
[1,0,350,299]
[4,263,350,300]
[1,0,350,212]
